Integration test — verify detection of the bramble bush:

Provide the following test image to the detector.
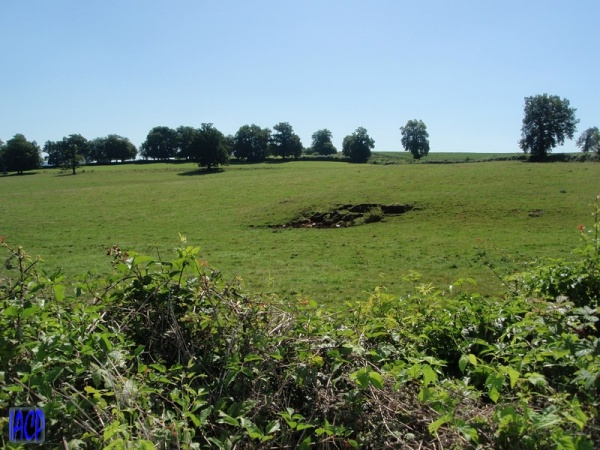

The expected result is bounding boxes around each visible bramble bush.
[0,201,599,449]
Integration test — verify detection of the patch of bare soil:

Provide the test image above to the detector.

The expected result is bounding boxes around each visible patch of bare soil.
[269,203,415,228]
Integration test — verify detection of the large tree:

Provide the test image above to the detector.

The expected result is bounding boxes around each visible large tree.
[342,127,374,163]
[1,134,41,174]
[90,135,137,163]
[176,126,198,160]
[400,119,430,160]
[576,127,600,154]
[45,134,89,174]
[270,122,303,159]
[232,124,271,162]
[189,123,229,170]
[311,129,337,155]
[140,126,178,160]
[519,94,579,159]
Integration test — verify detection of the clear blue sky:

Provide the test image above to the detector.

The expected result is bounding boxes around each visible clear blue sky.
[2,1,599,153]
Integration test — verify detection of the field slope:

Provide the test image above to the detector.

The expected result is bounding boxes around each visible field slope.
[1,160,598,305]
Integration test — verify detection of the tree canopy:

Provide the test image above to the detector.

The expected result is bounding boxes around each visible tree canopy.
[270,122,303,159]
[0,134,41,174]
[232,125,271,162]
[90,135,137,163]
[45,134,90,175]
[400,120,430,159]
[311,129,337,155]
[140,126,178,160]
[190,123,230,170]
[519,94,579,159]
[342,127,374,163]
[576,127,600,154]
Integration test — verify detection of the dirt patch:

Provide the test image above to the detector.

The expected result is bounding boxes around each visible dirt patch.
[528,209,544,217]
[269,203,415,228]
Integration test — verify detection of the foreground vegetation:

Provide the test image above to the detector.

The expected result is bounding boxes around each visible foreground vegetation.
[1,202,599,448]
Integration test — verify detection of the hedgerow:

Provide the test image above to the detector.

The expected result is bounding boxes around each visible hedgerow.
[1,202,599,449]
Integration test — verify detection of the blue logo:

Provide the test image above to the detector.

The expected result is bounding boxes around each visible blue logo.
[9,407,45,443]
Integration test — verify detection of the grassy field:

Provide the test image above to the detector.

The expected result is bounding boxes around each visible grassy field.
[1,159,599,305]
[369,151,525,163]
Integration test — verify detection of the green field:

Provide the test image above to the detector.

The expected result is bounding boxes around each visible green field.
[1,159,599,305]
[370,151,525,163]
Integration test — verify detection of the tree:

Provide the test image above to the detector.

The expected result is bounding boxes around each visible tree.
[175,126,197,160]
[342,127,374,163]
[0,139,5,173]
[189,123,229,170]
[311,129,337,155]
[519,94,579,159]
[140,126,178,160]
[576,127,600,154]
[0,134,41,174]
[400,120,430,160]
[232,124,271,161]
[90,135,137,163]
[270,122,303,159]
[106,135,137,162]
[45,134,89,174]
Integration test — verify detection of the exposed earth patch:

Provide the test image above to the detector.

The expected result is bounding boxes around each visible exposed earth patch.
[268,203,415,228]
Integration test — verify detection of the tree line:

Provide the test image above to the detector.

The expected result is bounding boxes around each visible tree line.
[138,122,378,166]
[1,94,599,174]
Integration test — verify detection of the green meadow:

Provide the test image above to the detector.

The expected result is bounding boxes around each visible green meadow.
[1,157,598,305]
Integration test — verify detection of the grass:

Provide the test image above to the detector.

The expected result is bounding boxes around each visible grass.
[369,151,525,163]
[1,159,599,306]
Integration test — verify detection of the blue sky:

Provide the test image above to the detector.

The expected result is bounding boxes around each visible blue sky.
[2,1,599,153]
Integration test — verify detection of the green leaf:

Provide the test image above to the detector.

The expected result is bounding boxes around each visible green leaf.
[207,438,227,450]
[485,372,504,403]
[103,420,120,442]
[346,439,360,449]
[418,385,432,402]
[266,420,280,434]
[217,411,240,427]
[53,284,65,302]
[149,363,166,373]
[458,354,469,373]
[185,411,201,427]
[3,305,20,317]
[4,385,24,392]
[44,366,63,384]
[468,354,478,366]
[421,364,437,386]
[428,413,452,434]
[455,420,479,444]
[298,436,312,450]
[352,368,384,389]
[505,366,520,389]
[526,372,547,387]
[368,371,384,389]
[100,334,113,352]
[21,305,40,318]
[243,354,263,363]
[136,440,155,450]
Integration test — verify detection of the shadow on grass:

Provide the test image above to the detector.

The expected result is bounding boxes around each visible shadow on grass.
[0,171,40,177]
[177,168,225,176]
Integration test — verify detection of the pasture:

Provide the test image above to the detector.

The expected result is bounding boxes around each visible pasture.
[1,158,598,305]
